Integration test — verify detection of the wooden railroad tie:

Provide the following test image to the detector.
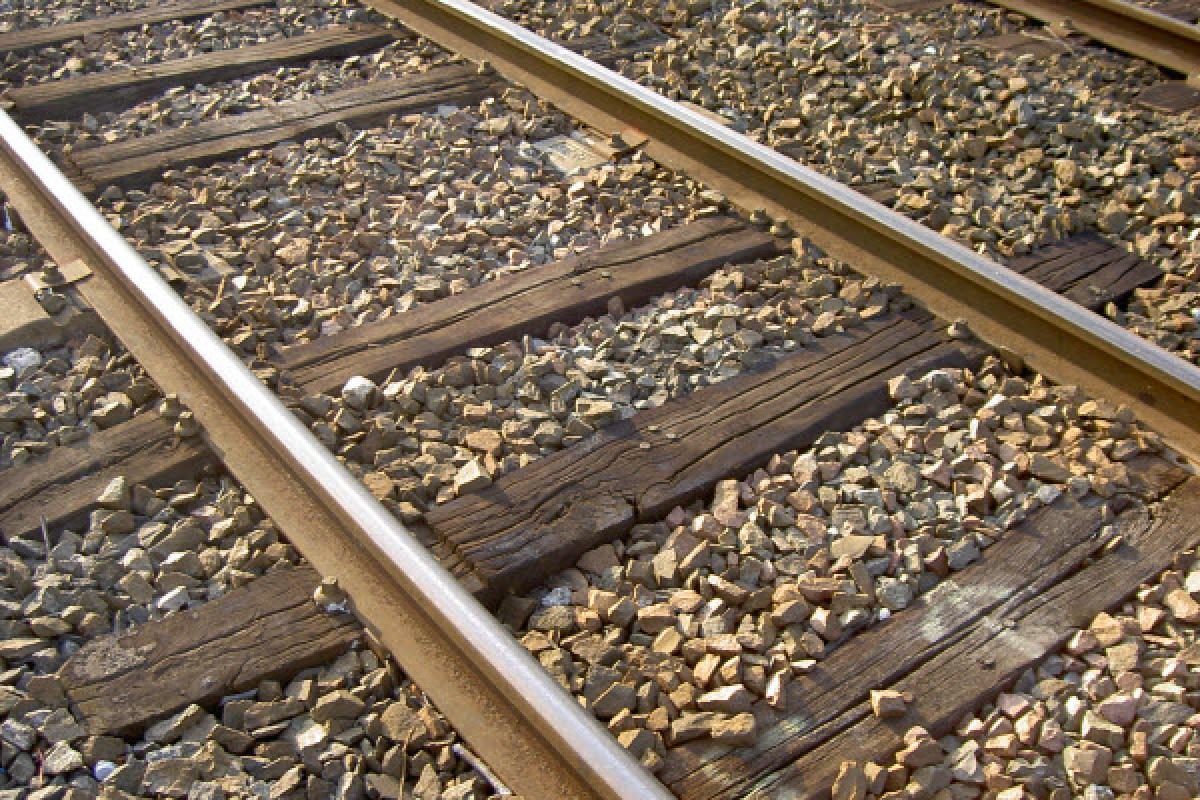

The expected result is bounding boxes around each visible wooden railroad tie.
[275,216,788,396]
[864,0,953,13]
[46,34,664,195]
[0,412,213,544]
[567,34,669,68]
[0,226,1161,572]
[1154,0,1200,24]
[0,219,780,547]
[0,0,275,56]
[57,566,361,737]
[424,311,981,605]
[4,25,662,125]
[5,25,401,121]
[62,65,499,194]
[2,224,1169,755]
[1006,231,1163,312]
[768,161,899,210]
[5,0,1195,788]
[970,29,1200,117]
[973,32,1073,60]
[663,458,1196,799]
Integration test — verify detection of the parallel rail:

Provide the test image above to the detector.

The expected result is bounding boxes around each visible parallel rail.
[0,110,669,800]
[369,0,1200,465]
[3,2,1200,798]
[986,0,1200,77]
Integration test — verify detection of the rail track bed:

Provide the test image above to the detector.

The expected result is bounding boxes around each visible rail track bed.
[493,0,1200,370]
[1,1,1200,799]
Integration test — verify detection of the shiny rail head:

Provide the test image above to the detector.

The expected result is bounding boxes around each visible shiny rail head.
[985,0,1200,75]
[379,0,1200,378]
[0,108,674,800]
[386,0,1198,370]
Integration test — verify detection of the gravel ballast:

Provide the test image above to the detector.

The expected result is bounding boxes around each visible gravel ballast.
[92,95,710,358]
[0,1,379,93]
[3,2,1198,796]
[501,354,1166,769]
[835,541,1200,800]
[493,0,1200,366]
[304,240,899,511]
[0,336,160,470]
[0,458,505,799]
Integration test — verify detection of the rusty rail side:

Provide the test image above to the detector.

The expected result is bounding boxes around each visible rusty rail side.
[366,0,1200,465]
[0,109,669,800]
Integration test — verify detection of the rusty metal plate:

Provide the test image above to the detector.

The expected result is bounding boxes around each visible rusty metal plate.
[974,32,1072,58]
[24,257,92,290]
[1138,81,1200,114]
[866,0,952,12]
[532,132,615,174]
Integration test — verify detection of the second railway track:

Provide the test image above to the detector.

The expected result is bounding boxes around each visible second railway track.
[1,1,1200,799]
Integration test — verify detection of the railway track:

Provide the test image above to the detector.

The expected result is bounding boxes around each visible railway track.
[1,0,1199,798]
[985,0,1200,75]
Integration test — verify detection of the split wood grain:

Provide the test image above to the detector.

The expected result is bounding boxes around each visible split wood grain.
[865,0,952,12]
[58,566,361,736]
[757,472,1200,799]
[0,0,273,55]
[663,457,1191,800]
[1006,232,1161,311]
[1154,1,1200,23]
[67,65,496,192]
[8,25,399,119]
[279,216,786,396]
[426,313,981,605]
[0,411,212,544]
[1138,81,1200,114]
[770,156,900,210]
[973,33,1071,59]
[567,35,667,67]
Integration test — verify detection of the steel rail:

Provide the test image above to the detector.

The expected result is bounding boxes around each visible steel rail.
[368,0,1200,465]
[985,0,1200,78]
[0,110,670,800]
